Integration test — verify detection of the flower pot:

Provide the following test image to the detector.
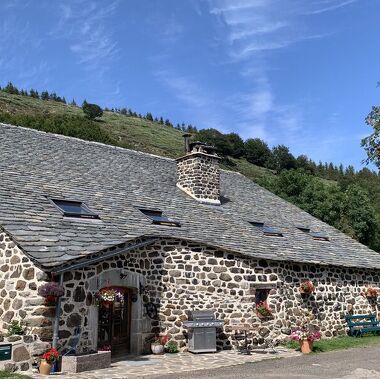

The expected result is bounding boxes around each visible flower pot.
[299,339,313,354]
[39,359,52,375]
[151,343,164,354]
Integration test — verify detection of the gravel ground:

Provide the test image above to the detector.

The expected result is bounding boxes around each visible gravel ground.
[147,344,380,379]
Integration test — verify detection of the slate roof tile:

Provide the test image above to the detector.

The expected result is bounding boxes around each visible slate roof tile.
[1,122,379,270]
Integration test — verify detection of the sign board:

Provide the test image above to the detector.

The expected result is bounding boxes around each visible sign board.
[0,344,12,361]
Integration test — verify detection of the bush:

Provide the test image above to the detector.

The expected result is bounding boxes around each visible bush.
[82,102,103,120]
[165,340,178,353]
[0,112,114,145]
[7,320,24,336]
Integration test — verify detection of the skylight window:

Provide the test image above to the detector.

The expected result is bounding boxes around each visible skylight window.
[298,227,329,241]
[250,222,283,237]
[140,209,181,227]
[51,199,100,219]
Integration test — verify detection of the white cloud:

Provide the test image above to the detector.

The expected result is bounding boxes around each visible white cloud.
[55,1,119,73]
[206,0,356,149]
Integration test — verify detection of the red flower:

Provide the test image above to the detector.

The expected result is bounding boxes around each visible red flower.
[42,348,60,363]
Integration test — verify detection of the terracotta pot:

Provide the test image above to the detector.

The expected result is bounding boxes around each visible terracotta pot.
[39,359,52,375]
[299,339,313,354]
[151,343,164,354]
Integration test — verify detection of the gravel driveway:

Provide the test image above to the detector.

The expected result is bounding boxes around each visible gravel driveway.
[147,344,380,379]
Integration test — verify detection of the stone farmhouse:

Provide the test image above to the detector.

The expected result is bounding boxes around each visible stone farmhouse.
[1,123,380,370]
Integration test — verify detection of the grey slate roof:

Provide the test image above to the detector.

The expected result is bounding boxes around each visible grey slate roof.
[1,122,379,270]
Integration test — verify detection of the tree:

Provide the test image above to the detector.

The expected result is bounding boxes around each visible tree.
[362,106,380,168]
[267,145,296,171]
[244,138,271,166]
[41,91,49,101]
[225,133,245,158]
[196,128,232,156]
[82,102,103,120]
[3,82,19,95]
[146,112,153,121]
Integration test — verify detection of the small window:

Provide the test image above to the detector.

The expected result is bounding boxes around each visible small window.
[140,209,181,227]
[250,222,283,237]
[297,227,329,241]
[51,199,99,219]
[255,288,269,305]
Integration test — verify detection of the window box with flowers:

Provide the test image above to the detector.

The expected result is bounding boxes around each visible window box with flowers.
[38,282,65,306]
[256,301,273,319]
[299,280,315,296]
[362,287,379,300]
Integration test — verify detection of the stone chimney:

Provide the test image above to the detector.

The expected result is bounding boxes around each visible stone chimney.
[176,134,221,205]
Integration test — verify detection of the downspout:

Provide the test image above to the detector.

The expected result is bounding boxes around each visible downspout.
[52,273,64,349]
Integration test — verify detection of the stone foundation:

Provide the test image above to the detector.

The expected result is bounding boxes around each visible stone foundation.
[0,334,50,372]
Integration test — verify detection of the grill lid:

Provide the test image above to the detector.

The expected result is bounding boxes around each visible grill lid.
[188,310,215,321]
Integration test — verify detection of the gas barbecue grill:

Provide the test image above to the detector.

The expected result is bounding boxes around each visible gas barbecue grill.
[183,310,224,353]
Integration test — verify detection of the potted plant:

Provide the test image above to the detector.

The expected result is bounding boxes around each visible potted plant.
[256,301,272,318]
[165,340,179,354]
[149,335,168,354]
[299,280,315,295]
[362,287,379,300]
[290,313,321,354]
[38,282,64,306]
[39,348,59,375]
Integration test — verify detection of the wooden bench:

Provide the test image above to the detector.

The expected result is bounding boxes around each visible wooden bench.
[345,314,380,337]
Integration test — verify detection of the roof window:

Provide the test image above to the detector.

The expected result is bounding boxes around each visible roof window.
[250,222,283,237]
[298,227,329,241]
[51,199,100,219]
[140,209,181,227]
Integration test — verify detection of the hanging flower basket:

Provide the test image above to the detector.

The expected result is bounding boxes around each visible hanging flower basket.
[362,287,379,300]
[38,282,64,306]
[97,287,125,303]
[299,280,315,295]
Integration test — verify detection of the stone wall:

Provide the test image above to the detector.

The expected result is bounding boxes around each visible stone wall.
[0,334,49,372]
[0,230,52,372]
[57,238,379,353]
[176,152,221,204]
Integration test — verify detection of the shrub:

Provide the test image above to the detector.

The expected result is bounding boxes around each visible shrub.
[165,340,178,353]
[7,320,25,336]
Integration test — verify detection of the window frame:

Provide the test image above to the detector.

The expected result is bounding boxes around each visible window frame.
[139,208,181,228]
[297,227,329,241]
[50,198,100,220]
[249,221,283,237]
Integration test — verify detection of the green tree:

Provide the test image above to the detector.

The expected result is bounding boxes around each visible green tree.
[267,145,296,171]
[3,82,19,95]
[244,138,271,166]
[82,103,103,120]
[362,106,380,168]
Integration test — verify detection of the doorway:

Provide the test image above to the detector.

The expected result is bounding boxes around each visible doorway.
[97,287,132,356]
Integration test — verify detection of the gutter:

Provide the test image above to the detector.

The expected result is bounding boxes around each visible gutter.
[51,237,159,274]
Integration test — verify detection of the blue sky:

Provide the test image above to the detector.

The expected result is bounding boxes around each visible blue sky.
[0,0,379,169]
